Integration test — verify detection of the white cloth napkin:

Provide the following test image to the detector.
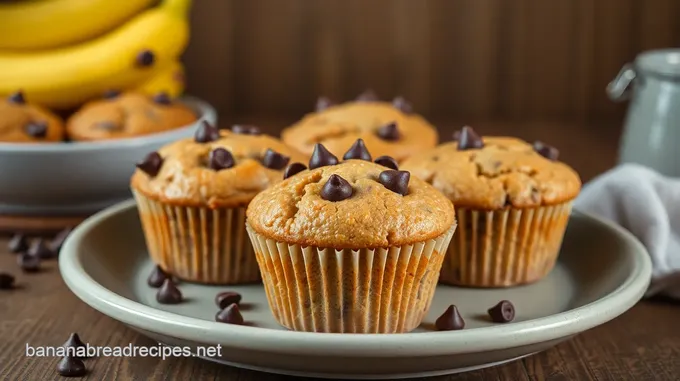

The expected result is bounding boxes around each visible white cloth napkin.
[574,163,680,298]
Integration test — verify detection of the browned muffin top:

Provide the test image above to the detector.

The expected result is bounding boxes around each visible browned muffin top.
[0,91,64,143]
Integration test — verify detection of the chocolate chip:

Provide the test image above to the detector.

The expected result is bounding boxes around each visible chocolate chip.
[102,89,120,99]
[316,96,334,111]
[374,156,399,170]
[136,49,155,67]
[231,125,261,135]
[25,122,47,138]
[0,273,14,289]
[533,141,559,161]
[356,89,379,102]
[208,148,235,171]
[8,233,28,253]
[156,279,182,304]
[153,92,172,105]
[50,227,73,254]
[215,291,242,309]
[18,253,40,273]
[283,162,307,179]
[457,126,484,150]
[321,174,353,202]
[435,305,465,331]
[57,356,87,377]
[7,91,25,104]
[215,304,244,325]
[309,143,339,169]
[342,138,372,161]
[262,149,290,170]
[376,122,400,141]
[136,152,163,177]
[94,121,120,131]
[194,121,220,143]
[147,265,168,288]
[28,238,55,259]
[62,333,88,358]
[488,300,515,323]
[392,96,413,113]
[378,170,410,196]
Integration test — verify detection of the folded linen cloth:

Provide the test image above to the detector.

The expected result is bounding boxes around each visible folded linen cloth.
[574,163,680,298]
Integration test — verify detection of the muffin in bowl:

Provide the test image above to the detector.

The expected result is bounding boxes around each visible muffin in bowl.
[0,91,64,143]
[401,126,582,287]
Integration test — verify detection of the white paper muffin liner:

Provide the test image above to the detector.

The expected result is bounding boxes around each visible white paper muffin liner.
[246,223,456,333]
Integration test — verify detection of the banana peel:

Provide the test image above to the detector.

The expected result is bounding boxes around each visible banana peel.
[134,60,185,98]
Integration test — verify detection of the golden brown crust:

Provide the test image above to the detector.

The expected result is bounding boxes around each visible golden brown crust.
[66,92,196,141]
[0,98,64,143]
[281,101,438,162]
[401,137,582,210]
[246,160,456,249]
[130,130,307,208]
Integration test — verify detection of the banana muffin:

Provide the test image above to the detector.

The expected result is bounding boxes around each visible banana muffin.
[281,91,438,162]
[401,126,581,287]
[131,122,306,284]
[246,139,456,333]
[66,91,196,141]
[0,91,64,143]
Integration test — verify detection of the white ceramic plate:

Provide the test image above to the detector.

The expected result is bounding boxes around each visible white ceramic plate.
[59,200,652,379]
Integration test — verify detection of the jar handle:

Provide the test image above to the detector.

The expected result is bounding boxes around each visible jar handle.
[607,63,636,102]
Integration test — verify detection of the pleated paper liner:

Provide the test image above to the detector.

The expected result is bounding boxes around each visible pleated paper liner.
[132,191,260,285]
[439,202,572,287]
[246,224,456,334]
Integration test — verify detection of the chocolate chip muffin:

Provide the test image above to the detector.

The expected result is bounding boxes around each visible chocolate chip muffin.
[66,91,196,141]
[246,139,456,333]
[130,122,306,285]
[281,91,438,163]
[401,126,582,287]
[0,91,64,143]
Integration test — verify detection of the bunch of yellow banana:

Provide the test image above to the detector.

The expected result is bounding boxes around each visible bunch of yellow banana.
[0,0,191,110]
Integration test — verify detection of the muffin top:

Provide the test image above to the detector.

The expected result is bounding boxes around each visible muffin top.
[130,123,307,208]
[281,92,438,162]
[66,91,196,141]
[0,91,64,143]
[246,139,456,249]
[400,126,582,210]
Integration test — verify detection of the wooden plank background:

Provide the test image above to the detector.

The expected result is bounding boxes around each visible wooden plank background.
[182,0,680,123]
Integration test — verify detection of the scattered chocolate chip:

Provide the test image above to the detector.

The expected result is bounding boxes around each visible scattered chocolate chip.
[283,162,307,179]
[376,122,400,141]
[392,96,413,113]
[57,356,87,377]
[435,305,465,331]
[356,89,379,102]
[231,125,261,135]
[194,121,220,143]
[533,141,559,161]
[215,304,244,325]
[50,227,73,255]
[208,148,235,171]
[136,152,163,177]
[215,291,242,309]
[136,49,155,67]
[343,138,372,161]
[102,89,120,99]
[18,253,40,273]
[321,174,353,202]
[94,121,120,131]
[153,92,172,105]
[457,126,484,150]
[452,130,461,141]
[7,90,25,104]
[25,122,47,138]
[488,300,515,323]
[316,96,334,111]
[374,156,399,170]
[0,273,14,289]
[62,333,88,358]
[147,265,168,288]
[156,279,182,304]
[28,238,55,259]
[8,233,28,253]
[309,143,339,169]
[262,149,290,170]
[378,170,410,196]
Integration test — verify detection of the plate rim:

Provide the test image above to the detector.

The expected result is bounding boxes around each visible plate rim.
[59,199,652,358]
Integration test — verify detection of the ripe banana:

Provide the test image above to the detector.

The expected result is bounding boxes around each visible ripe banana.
[0,0,191,110]
[134,60,185,98]
[0,0,157,51]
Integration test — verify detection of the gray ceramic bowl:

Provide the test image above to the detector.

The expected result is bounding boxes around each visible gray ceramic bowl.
[0,96,217,216]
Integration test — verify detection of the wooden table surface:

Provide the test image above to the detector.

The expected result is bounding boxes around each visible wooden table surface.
[1,120,679,381]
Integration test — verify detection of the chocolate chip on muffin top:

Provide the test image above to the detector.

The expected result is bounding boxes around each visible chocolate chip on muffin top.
[0,91,65,143]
